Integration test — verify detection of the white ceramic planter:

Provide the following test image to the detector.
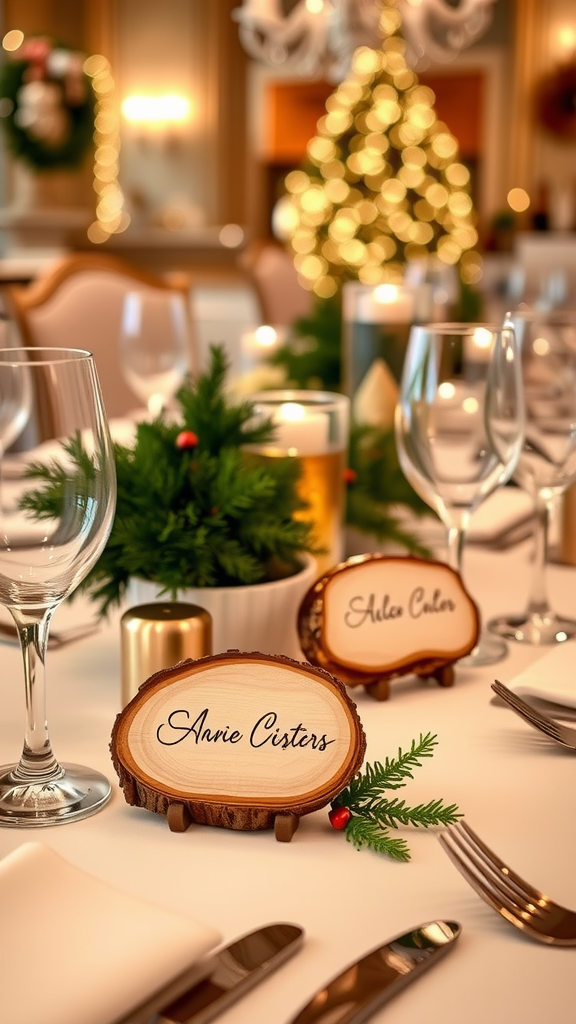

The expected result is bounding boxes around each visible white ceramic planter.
[126,554,318,659]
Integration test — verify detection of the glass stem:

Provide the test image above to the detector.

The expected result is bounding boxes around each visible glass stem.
[525,492,552,620]
[446,509,470,577]
[9,607,62,782]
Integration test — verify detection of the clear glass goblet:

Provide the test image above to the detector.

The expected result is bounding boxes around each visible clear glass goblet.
[0,313,32,457]
[395,322,524,667]
[488,309,576,644]
[0,348,117,826]
[119,290,193,417]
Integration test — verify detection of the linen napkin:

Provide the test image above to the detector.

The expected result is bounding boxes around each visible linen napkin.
[505,640,576,711]
[0,842,221,1024]
[393,487,534,548]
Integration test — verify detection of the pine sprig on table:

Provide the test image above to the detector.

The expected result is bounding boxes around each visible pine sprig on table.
[20,345,319,615]
[330,734,461,861]
[344,817,412,862]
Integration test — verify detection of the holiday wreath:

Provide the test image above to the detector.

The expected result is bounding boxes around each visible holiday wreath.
[0,35,95,170]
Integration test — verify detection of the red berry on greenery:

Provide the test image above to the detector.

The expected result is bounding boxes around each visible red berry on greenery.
[329,806,351,830]
[176,431,198,451]
[343,468,357,486]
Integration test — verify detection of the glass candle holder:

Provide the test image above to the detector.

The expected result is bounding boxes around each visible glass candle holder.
[246,390,350,576]
[343,281,434,395]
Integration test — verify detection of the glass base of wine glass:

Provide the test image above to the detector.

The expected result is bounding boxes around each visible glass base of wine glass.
[488,611,576,646]
[0,762,111,828]
[459,630,508,668]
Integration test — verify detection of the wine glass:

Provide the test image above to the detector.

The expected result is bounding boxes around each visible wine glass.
[0,313,32,457]
[395,323,524,667]
[119,290,193,417]
[488,309,576,644]
[0,348,116,826]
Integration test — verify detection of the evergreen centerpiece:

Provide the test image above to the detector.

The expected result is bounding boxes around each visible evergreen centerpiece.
[21,347,318,616]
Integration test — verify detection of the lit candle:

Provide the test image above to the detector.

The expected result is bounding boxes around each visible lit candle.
[272,401,330,456]
[464,326,494,364]
[247,390,350,575]
[240,325,282,371]
[353,283,433,325]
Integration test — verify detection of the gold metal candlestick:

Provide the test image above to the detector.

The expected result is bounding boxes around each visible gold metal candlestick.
[120,602,212,706]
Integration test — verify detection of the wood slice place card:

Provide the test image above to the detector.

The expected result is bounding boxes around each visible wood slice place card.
[111,652,366,842]
[298,554,480,701]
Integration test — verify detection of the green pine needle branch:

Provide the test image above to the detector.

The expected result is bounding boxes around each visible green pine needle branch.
[332,733,461,861]
[20,345,320,615]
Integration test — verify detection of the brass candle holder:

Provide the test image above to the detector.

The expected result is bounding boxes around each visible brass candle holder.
[120,601,212,706]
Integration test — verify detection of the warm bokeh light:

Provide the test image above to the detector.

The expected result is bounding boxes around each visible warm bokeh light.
[507,187,530,213]
[2,29,24,52]
[219,223,245,248]
[121,94,191,124]
[280,0,478,294]
[254,325,278,347]
[84,55,128,242]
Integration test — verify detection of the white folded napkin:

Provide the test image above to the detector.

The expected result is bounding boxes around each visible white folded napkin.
[506,641,576,710]
[0,843,221,1024]
[394,487,533,547]
[467,488,534,543]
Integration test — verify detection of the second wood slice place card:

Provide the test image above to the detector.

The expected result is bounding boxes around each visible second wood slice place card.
[298,554,480,700]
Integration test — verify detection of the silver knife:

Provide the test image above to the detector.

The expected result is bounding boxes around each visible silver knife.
[287,920,461,1024]
[150,922,304,1024]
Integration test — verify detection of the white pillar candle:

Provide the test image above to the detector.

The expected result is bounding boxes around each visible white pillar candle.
[350,283,434,325]
[272,402,330,456]
[240,325,282,370]
[463,326,494,363]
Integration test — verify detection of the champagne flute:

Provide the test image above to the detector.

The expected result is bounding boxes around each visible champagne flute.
[0,348,116,826]
[119,290,193,417]
[489,309,576,644]
[395,323,524,667]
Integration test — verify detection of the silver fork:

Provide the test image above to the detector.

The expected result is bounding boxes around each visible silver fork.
[439,820,576,945]
[492,680,576,751]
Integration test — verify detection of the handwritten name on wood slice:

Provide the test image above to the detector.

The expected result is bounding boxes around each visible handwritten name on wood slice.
[298,555,480,700]
[111,651,366,840]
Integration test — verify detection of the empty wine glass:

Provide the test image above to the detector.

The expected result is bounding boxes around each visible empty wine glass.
[0,348,116,826]
[0,314,32,456]
[395,323,524,667]
[119,290,193,417]
[488,309,576,644]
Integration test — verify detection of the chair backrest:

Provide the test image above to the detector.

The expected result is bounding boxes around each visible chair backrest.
[4,253,196,423]
[238,240,314,327]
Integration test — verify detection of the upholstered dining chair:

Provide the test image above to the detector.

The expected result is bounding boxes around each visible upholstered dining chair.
[3,253,196,432]
[238,240,313,327]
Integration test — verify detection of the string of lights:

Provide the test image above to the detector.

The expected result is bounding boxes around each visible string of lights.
[84,53,129,243]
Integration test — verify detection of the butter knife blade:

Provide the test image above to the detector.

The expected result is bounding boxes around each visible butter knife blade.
[155,922,304,1024]
[287,919,461,1024]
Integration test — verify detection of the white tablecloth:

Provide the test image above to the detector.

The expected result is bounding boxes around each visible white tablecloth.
[0,542,575,1024]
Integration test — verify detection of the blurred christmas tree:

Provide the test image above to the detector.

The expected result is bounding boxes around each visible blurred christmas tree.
[276,0,480,302]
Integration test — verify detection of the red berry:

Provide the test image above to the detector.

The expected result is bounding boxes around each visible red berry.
[176,431,198,450]
[343,468,357,485]
[329,806,351,830]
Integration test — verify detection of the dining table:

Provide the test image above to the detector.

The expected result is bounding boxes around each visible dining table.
[0,535,575,1024]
